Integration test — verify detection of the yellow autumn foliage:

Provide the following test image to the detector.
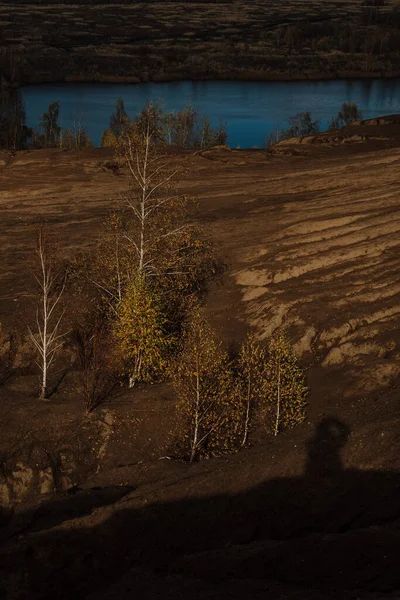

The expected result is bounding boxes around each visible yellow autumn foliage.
[262,330,308,435]
[114,275,174,388]
[173,305,241,461]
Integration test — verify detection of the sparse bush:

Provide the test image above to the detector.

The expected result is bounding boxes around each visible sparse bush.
[197,116,228,148]
[281,111,320,139]
[171,104,198,147]
[136,100,164,142]
[100,128,118,147]
[79,212,133,317]
[72,323,118,413]
[329,102,363,129]
[198,115,215,148]
[214,120,228,146]
[265,126,282,150]
[0,324,18,385]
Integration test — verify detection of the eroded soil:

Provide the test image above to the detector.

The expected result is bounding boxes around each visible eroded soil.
[1,118,400,598]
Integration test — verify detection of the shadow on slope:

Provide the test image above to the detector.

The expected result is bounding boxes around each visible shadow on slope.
[2,418,400,599]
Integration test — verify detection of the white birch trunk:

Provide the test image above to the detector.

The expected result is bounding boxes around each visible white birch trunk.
[274,358,281,436]
[40,270,48,399]
[190,357,200,463]
[242,377,251,447]
[29,229,66,400]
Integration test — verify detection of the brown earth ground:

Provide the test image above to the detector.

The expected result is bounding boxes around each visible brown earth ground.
[1,117,400,598]
[1,0,400,86]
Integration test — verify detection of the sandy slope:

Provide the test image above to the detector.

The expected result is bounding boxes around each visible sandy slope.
[1,119,400,598]
[1,122,400,414]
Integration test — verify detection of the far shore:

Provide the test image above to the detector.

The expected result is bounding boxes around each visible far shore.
[12,69,400,90]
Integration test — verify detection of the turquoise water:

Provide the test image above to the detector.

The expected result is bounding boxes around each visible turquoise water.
[21,78,400,148]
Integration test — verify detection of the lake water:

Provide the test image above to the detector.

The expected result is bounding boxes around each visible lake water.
[21,79,400,148]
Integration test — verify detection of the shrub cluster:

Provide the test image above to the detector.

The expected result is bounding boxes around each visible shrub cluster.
[267,102,363,147]
[329,103,363,129]
[100,98,228,149]
[172,307,308,462]
[67,122,223,409]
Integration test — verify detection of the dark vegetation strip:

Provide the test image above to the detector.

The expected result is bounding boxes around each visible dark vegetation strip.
[1,0,400,88]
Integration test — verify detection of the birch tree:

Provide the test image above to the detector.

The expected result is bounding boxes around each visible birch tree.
[235,334,267,446]
[28,228,67,400]
[118,123,187,281]
[115,275,172,388]
[174,104,197,148]
[77,118,224,395]
[78,122,221,388]
[262,330,308,435]
[86,213,133,317]
[173,306,235,462]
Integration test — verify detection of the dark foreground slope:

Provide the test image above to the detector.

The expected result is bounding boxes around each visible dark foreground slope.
[2,416,400,599]
[1,117,400,598]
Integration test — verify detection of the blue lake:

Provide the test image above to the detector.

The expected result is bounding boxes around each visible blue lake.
[21,79,400,148]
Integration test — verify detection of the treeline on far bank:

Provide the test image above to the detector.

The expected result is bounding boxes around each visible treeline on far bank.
[0,92,228,152]
[0,88,364,153]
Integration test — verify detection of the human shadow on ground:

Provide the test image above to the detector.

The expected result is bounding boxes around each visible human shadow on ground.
[2,417,400,599]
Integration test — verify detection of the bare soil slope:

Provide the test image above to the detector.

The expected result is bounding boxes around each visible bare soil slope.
[1,118,400,598]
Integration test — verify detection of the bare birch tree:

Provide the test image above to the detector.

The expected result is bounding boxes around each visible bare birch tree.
[28,228,67,400]
[88,120,221,321]
[117,124,188,281]
[87,213,132,317]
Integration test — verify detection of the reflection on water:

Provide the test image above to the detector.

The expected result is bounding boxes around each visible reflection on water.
[21,78,400,148]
